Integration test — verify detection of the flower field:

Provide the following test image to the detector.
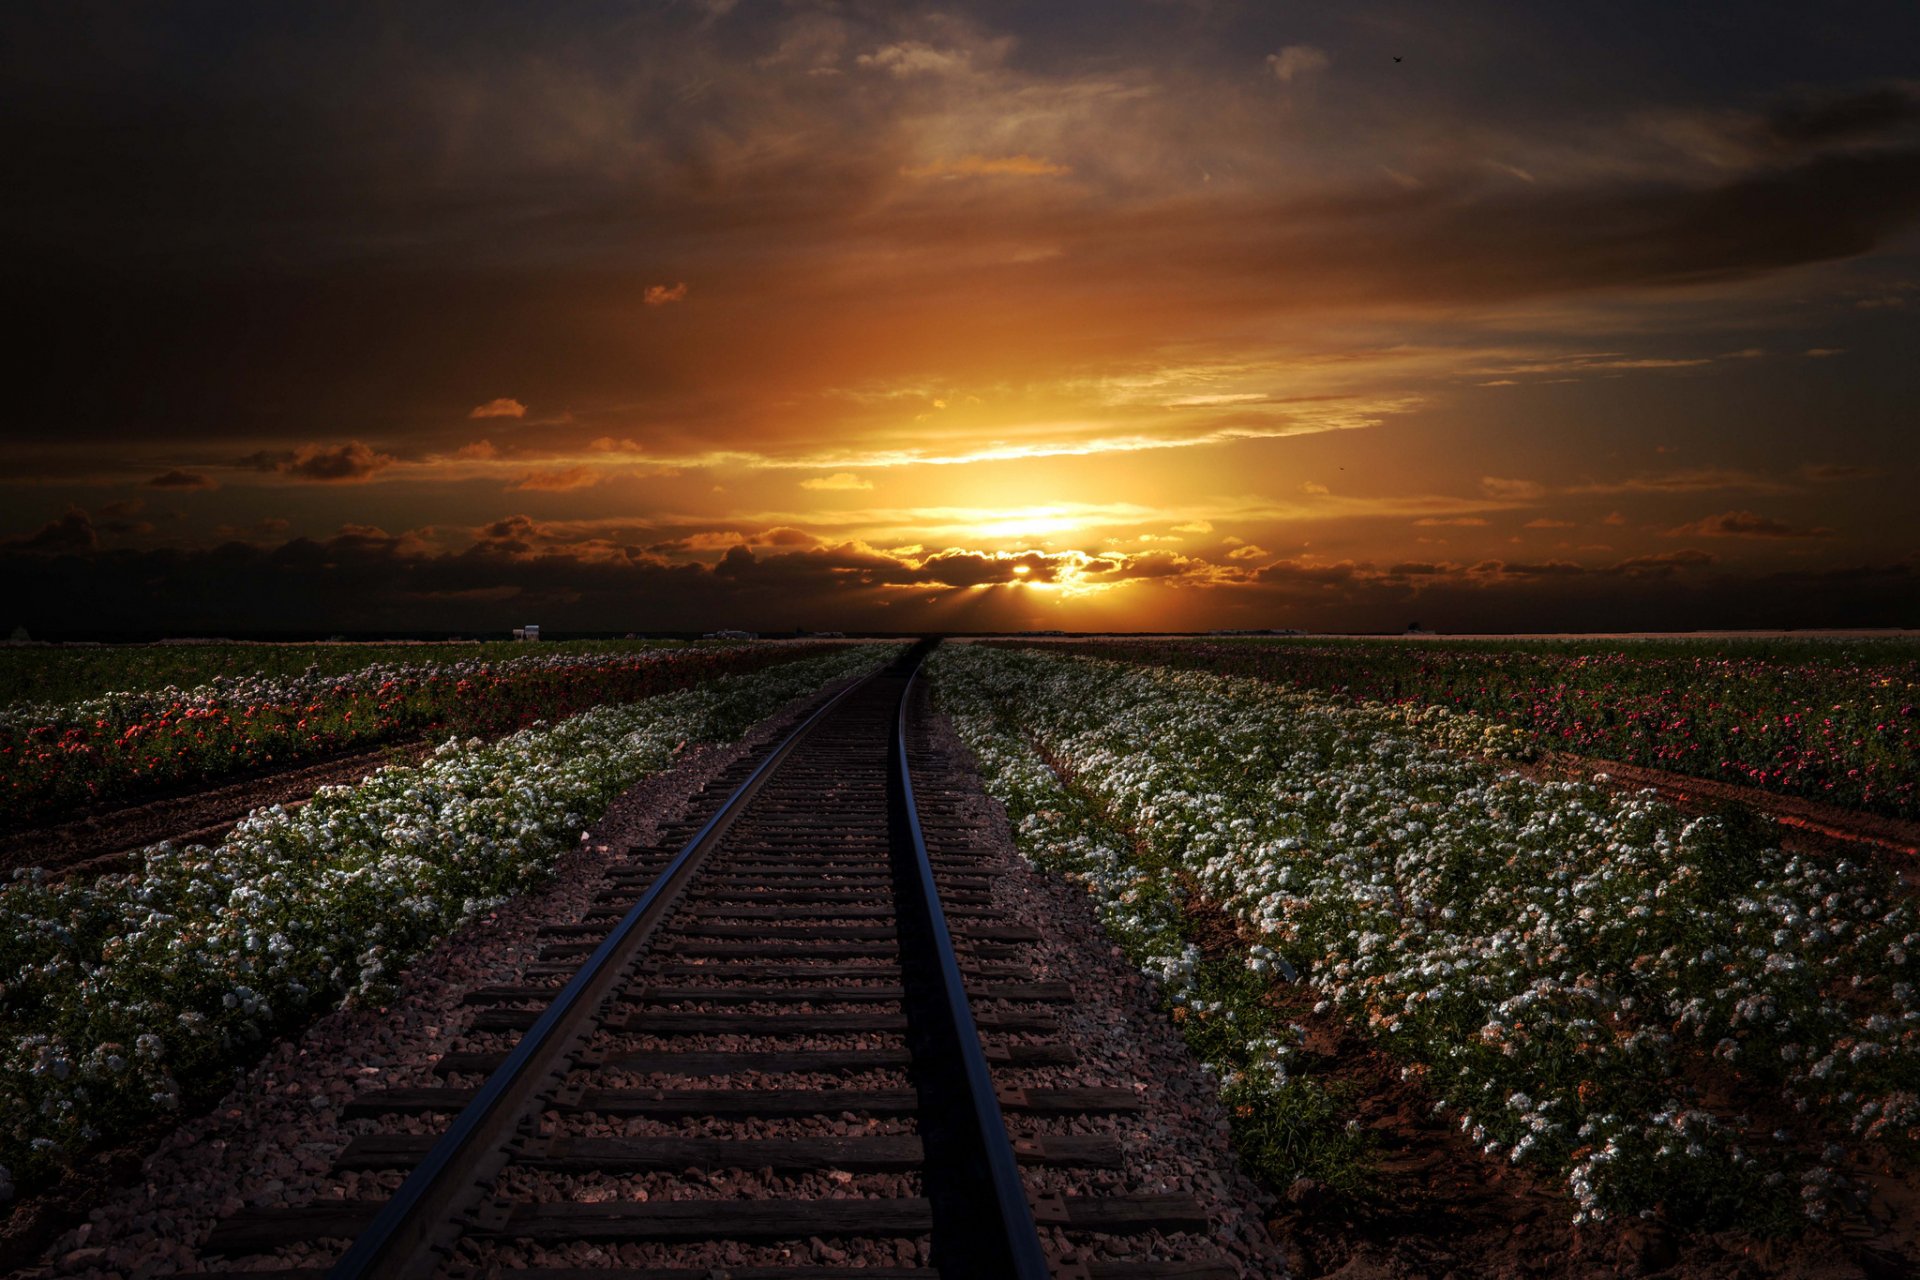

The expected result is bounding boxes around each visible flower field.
[0,644,892,1200]
[1002,637,1920,819]
[2,643,824,831]
[0,637,717,705]
[934,645,1920,1229]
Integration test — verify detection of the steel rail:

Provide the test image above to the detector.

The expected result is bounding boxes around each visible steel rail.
[327,668,875,1280]
[891,645,1053,1279]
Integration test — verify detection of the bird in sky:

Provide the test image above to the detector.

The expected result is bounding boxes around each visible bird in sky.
[1393,55,1403,62]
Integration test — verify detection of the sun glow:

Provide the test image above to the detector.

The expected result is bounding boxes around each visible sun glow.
[962,507,1092,542]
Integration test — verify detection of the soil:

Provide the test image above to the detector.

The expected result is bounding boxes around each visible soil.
[0,741,435,881]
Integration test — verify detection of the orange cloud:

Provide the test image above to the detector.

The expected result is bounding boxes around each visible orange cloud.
[800,472,873,491]
[510,466,601,492]
[469,397,527,419]
[644,282,689,306]
[901,154,1072,179]
[1665,510,1834,538]
[238,441,395,483]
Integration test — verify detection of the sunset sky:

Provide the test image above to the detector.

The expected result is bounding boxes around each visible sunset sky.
[4,2,1916,635]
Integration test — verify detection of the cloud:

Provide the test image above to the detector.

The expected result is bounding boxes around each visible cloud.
[1266,45,1329,83]
[1481,476,1548,501]
[510,466,601,492]
[644,282,689,306]
[1665,510,1834,539]
[1569,468,1789,496]
[1764,86,1920,148]
[1804,347,1845,358]
[1481,559,1588,578]
[147,469,217,490]
[1298,481,1330,496]
[1524,518,1575,529]
[4,508,96,553]
[1171,520,1213,533]
[800,472,873,491]
[856,40,995,77]
[1413,516,1489,527]
[239,441,396,483]
[1800,462,1871,482]
[1605,548,1718,577]
[469,398,527,419]
[902,155,1072,179]
[213,517,292,541]
[5,508,1907,637]
[284,441,396,483]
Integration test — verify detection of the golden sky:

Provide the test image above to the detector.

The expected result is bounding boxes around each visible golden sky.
[3,3,1916,633]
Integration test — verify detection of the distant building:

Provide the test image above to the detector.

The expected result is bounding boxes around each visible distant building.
[704,629,758,640]
[512,623,541,641]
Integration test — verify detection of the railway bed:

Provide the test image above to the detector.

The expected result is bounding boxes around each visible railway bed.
[194,643,1244,1279]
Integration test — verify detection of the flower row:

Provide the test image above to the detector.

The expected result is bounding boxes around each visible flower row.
[996,637,1920,818]
[933,646,1920,1227]
[0,644,892,1199]
[2,643,825,829]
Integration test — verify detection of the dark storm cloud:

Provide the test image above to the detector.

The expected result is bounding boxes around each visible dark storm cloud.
[2,518,1912,636]
[911,550,1060,587]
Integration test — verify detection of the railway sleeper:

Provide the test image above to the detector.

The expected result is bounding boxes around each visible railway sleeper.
[345,1084,1137,1118]
[461,981,1072,1006]
[333,1132,1125,1172]
[495,1263,1241,1280]
[433,1041,1076,1076]
[466,1009,1059,1034]
[203,1192,1209,1253]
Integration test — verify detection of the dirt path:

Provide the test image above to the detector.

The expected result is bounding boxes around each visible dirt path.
[0,742,433,880]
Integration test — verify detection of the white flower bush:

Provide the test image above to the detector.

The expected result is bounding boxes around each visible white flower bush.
[934,646,1920,1226]
[0,645,891,1196]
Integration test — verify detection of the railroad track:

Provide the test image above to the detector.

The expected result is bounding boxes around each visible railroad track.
[197,642,1239,1279]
